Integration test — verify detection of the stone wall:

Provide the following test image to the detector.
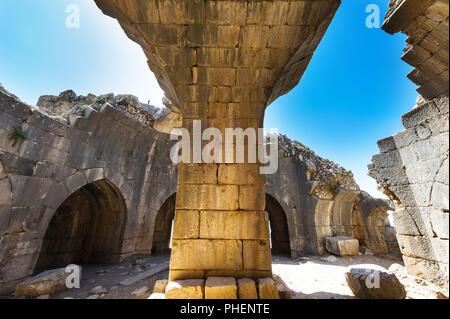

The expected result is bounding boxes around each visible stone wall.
[0,86,178,293]
[0,85,397,293]
[369,0,449,294]
[267,136,398,257]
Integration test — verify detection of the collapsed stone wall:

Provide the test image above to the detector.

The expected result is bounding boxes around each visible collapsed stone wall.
[369,0,449,294]
[267,135,398,257]
[0,86,178,293]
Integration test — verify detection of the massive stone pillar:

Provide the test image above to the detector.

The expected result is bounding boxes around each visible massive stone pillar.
[170,114,270,280]
[94,0,341,280]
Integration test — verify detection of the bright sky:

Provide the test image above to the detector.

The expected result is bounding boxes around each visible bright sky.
[0,0,418,198]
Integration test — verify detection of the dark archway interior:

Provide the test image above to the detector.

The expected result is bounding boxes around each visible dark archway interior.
[266,194,291,257]
[152,193,176,255]
[34,179,126,273]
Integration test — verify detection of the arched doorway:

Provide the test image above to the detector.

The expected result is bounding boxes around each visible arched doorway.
[152,193,176,255]
[265,194,291,257]
[34,179,126,273]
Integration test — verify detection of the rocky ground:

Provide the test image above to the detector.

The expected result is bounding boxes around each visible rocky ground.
[2,253,445,299]
[272,254,445,299]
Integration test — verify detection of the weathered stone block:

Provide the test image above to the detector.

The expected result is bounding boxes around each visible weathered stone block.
[172,210,199,239]
[199,211,269,240]
[169,270,205,281]
[165,279,205,299]
[243,240,272,270]
[326,236,359,256]
[15,266,81,298]
[257,278,279,299]
[170,239,243,270]
[345,268,406,299]
[237,278,258,299]
[177,184,239,211]
[239,185,265,211]
[205,277,237,299]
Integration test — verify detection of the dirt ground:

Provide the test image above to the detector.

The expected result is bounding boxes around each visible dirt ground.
[272,254,444,299]
[3,253,445,299]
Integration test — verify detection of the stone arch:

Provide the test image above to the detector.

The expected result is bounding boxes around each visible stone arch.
[152,193,176,255]
[34,179,127,273]
[265,193,292,257]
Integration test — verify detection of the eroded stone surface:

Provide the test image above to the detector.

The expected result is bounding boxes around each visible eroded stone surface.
[326,236,359,257]
[237,278,258,299]
[15,267,80,298]
[205,277,237,299]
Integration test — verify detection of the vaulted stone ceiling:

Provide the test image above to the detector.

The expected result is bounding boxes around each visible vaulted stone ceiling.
[94,0,341,115]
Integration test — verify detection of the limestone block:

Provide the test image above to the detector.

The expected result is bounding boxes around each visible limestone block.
[257,278,279,299]
[170,239,243,270]
[172,210,200,239]
[205,277,237,299]
[431,182,449,211]
[15,266,81,298]
[274,275,292,299]
[237,278,258,299]
[397,234,435,260]
[165,279,205,299]
[345,268,406,299]
[240,25,269,47]
[239,185,265,211]
[153,280,169,294]
[430,210,449,239]
[243,240,272,270]
[199,211,269,240]
[187,24,240,47]
[218,163,264,185]
[326,236,359,256]
[148,293,166,299]
[176,184,239,210]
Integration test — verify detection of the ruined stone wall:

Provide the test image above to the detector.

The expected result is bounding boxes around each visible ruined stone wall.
[369,0,449,293]
[0,87,178,293]
[383,0,448,100]
[370,96,449,292]
[267,136,398,257]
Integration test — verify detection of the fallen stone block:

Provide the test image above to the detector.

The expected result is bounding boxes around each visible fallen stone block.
[326,236,359,256]
[237,278,258,299]
[257,278,280,299]
[165,279,205,299]
[148,293,166,299]
[15,266,81,298]
[153,280,169,293]
[205,277,237,299]
[273,275,291,299]
[345,268,406,299]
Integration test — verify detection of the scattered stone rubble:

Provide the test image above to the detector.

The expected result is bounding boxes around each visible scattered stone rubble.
[271,134,359,200]
[36,90,169,127]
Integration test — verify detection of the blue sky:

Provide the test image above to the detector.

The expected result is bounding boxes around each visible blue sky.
[0,0,418,198]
